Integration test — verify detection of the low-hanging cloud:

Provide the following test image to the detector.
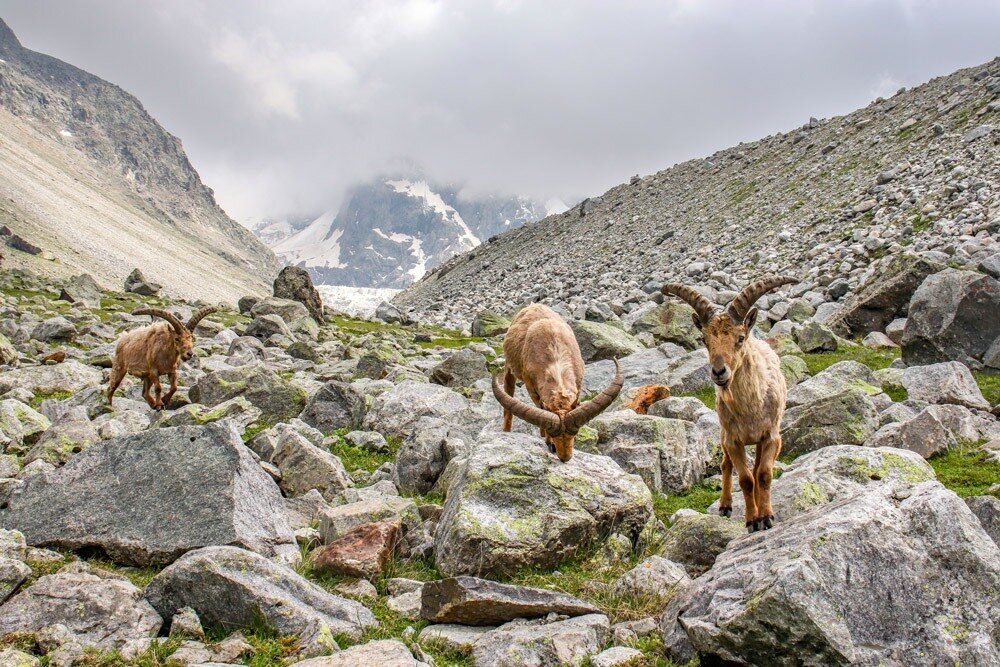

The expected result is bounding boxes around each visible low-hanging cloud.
[3,0,1000,221]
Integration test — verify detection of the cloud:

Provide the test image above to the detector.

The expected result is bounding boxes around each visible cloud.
[2,0,1000,221]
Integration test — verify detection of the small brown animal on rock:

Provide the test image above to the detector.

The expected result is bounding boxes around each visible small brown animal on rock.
[626,384,672,414]
[107,307,216,410]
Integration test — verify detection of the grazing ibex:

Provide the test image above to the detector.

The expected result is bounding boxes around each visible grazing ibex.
[662,276,796,532]
[107,307,216,410]
[492,304,623,462]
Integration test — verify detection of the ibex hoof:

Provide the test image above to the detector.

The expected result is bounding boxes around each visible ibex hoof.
[547,442,556,454]
[762,515,774,529]
[719,506,733,518]
[746,519,766,533]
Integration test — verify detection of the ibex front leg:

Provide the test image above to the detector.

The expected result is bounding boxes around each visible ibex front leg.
[753,435,781,529]
[727,442,759,532]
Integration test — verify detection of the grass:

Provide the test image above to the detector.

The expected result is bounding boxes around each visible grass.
[653,483,720,524]
[327,430,402,474]
[928,444,1000,498]
[795,345,900,376]
[974,372,1000,406]
[28,389,73,408]
[676,387,716,410]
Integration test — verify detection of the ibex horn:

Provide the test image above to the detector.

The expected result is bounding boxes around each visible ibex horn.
[186,306,218,331]
[661,283,719,326]
[491,372,563,434]
[564,359,624,431]
[133,308,185,335]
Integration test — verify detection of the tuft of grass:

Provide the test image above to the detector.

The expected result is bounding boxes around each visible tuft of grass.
[796,346,900,376]
[85,557,161,589]
[973,372,1000,406]
[928,444,1000,498]
[653,483,720,524]
[327,431,401,474]
[676,387,716,410]
[28,389,74,409]
[241,421,272,443]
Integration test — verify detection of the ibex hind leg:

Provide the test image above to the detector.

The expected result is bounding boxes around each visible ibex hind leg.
[502,369,515,432]
[106,365,126,406]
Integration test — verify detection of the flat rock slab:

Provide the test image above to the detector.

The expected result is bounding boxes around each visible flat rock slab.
[145,546,377,651]
[0,422,296,566]
[420,576,600,625]
[311,518,401,580]
[471,613,610,667]
[290,639,428,666]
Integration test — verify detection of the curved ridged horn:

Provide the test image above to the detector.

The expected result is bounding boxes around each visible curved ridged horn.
[565,359,623,431]
[727,275,798,322]
[492,372,563,434]
[661,283,719,326]
[133,308,185,335]
[186,306,218,331]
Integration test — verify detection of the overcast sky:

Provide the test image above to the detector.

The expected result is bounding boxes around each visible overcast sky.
[3,1,1000,221]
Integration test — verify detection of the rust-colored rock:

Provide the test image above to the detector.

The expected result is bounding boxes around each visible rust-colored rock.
[626,384,671,415]
[310,518,401,580]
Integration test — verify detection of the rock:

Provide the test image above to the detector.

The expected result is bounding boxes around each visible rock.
[169,605,205,639]
[0,423,296,566]
[250,296,310,324]
[0,332,19,366]
[828,253,945,336]
[0,649,37,666]
[580,344,687,394]
[58,273,102,308]
[24,416,100,465]
[317,496,421,543]
[0,556,30,603]
[290,639,427,666]
[123,268,161,296]
[871,408,958,458]
[785,298,815,323]
[590,646,645,667]
[270,427,353,501]
[646,396,706,421]
[778,354,809,386]
[593,410,711,493]
[885,317,907,344]
[901,268,1000,369]
[0,528,27,559]
[420,576,600,625]
[708,445,935,522]
[794,321,837,352]
[189,363,307,424]
[155,397,261,431]
[344,430,389,452]
[471,310,511,338]
[627,301,701,349]
[781,388,880,455]
[430,348,490,387]
[30,316,77,343]
[0,562,162,652]
[363,380,468,439]
[786,360,881,407]
[335,578,378,601]
[145,546,376,653]
[273,266,325,323]
[418,624,491,651]
[434,433,652,577]
[375,301,406,324]
[659,513,746,576]
[0,360,103,396]
[570,319,644,362]
[310,519,400,580]
[862,331,897,349]
[680,481,1000,666]
[613,555,690,599]
[901,361,991,410]
[471,614,609,667]
[965,495,1000,545]
[390,418,458,495]
[245,313,293,341]
[0,399,50,451]
[299,380,367,434]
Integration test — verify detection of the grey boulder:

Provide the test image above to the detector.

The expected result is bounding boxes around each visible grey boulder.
[471,614,610,667]
[363,380,469,439]
[299,380,367,433]
[420,576,599,626]
[901,361,991,410]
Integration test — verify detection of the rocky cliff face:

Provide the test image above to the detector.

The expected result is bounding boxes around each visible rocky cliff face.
[0,18,279,302]
[395,57,1000,329]
[271,177,547,288]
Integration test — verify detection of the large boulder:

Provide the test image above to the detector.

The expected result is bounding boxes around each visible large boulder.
[0,423,296,566]
[570,320,644,362]
[901,268,1000,369]
[363,381,469,439]
[58,273,103,309]
[273,266,325,323]
[901,361,991,410]
[250,296,311,323]
[870,407,958,458]
[145,546,376,651]
[30,316,77,343]
[659,513,746,576]
[433,433,652,577]
[429,348,490,388]
[0,360,103,395]
[299,381,367,434]
[471,310,511,338]
[786,361,881,408]
[420,576,599,625]
[781,388,880,456]
[626,301,701,349]
[581,344,688,394]
[828,253,945,336]
[269,428,353,501]
[679,481,1000,666]
[189,363,307,424]
[592,410,711,493]
[123,268,161,296]
[471,614,610,667]
[392,417,465,495]
[0,562,161,653]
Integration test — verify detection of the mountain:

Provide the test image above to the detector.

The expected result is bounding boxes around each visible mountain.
[270,176,547,288]
[244,215,314,247]
[395,57,1000,328]
[0,18,280,302]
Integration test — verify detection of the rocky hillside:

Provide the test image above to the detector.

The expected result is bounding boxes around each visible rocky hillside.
[0,242,996,664]
[0,18,280,303]
[395,57,1000,330]
[271,177,548,288]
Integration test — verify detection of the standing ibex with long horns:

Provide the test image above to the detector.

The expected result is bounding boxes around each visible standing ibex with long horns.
[107,307,217,410]
[662,276,796,532]
[492,304,623,462]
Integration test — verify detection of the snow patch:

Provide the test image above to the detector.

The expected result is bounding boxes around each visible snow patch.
[316,285,400,319]
[272,209,346,268]
[385,179,480,250]
[545,198,570,216]
[59,129,73,138]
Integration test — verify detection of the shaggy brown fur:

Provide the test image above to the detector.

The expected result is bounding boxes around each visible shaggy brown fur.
[41,350,66,364]
[495,303,622,462]
[107,307,215,410]
[663,276,795,533]
[626,384,671,414]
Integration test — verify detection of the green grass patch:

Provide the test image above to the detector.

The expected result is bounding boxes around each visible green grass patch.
[653,483,720,524]
[327,430,402,474]
[795,345,900,376]
[241,421,272,443]
[928,444,1000,498]
[676,387,716,410]
[85,557,161,589]
[974,372,1000,406]
[416,336,484,350]
[28,389,74,409]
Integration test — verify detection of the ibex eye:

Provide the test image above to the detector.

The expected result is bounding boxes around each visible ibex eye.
[738,336,745,344]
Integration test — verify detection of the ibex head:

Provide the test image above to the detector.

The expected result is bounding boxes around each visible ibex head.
[492,359,624,462]
[662,276,796,388]
[133,306,217,362]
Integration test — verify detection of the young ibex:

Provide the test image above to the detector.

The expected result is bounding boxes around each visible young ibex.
[492,304,623,462]
[662,276,796,532]
[107,307,216,410]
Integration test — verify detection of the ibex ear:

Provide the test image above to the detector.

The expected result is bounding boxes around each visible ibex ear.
[691,312,703,331]
[743,307,758,331]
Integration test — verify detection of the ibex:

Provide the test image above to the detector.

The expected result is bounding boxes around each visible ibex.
[107,307,216,410]
[492,304,623,462]
[662,276,796,532]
